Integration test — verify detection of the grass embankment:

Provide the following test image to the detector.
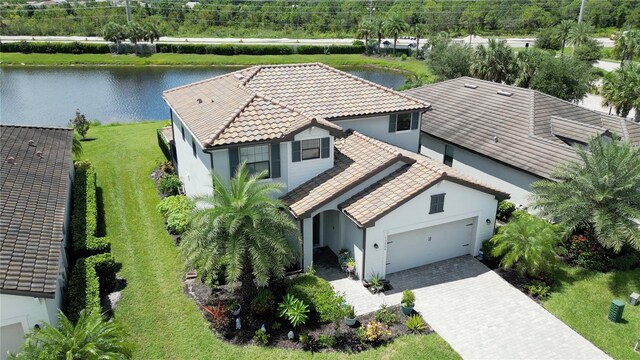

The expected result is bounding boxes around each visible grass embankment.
[0,52,431,77]
[544,266,640,359]
[80,122,458,360]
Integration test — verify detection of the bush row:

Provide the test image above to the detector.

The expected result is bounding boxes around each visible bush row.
[66,253,120,322]
[296,44,365,55]
[72,161,110,257]
[156,43,294,55]
[0,41,110,54]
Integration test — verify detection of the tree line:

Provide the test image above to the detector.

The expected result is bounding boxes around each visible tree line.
[1,0,639,37]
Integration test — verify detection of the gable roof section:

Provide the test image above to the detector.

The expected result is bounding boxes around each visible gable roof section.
[282,131,509,228]
[404,77,640,179]
[550,116,609,143]
[0,125,73,298]
[163,63,430,149]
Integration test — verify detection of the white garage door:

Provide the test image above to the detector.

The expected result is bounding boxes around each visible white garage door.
[1,323,25,360]
[385,217,476,275]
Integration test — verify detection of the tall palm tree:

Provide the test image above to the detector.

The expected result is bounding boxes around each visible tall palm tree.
[601,63,640,120]
[490,214,563,278]
[413,23,429,58]
[356,19,372,52]
[613,29,640,67]
[371,17,385,54]
[567,22,593,52]
[511,48,547,88]
[471,38,514,84]
[531,137,640,252]
[384,14,408,54]
[556,20,574,56]
[9,310,132,359]
[180,163,299,299]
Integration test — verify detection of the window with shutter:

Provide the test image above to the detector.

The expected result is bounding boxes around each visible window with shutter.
[389,114,397,133]
[240,145,270,178]
[271,143,281,178]
[321,137,330,158]
[429,193,446,214]
[228,148,239,177]
[396,113,412,131]
[292,141,301,162]
[411,112,420,130]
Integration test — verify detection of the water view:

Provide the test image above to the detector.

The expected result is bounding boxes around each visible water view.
[0,66,406,127]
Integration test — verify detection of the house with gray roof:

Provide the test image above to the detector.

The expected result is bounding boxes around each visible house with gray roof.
[163,63,509,281]
[404,77,640,208]
[0,125,74,359]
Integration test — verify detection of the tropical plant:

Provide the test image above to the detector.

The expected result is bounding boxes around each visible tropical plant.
[535,27,561,51]
[368,273,385,293]
[556,20,574,56]
[102,22,125,44]
[401,289,415,307]
[143,23,160,44]
[371,17,385,54]
[180,163,299,299]
[573,38,603,64]
[69,109,90,140]
[344,304,356,319]
[510,47,547,88]
[471,38,514,84]
[405,314,426,334]
[253,329,269,346]
[413,23,428,58]
[567,22,594,51]
[490,213,563,278]
[9,310,132,360]
[600,63,640,121]
[72,134,83,158]
[125,22,146,45]
[374,304,397,326]
[613,29,640,66]
[524,279,551,298]
[531,137,640,252]
[356,19,372,52]
[383,14,408,54]
[315,291,346,334]
[363,320,389,342]
[277,294,310,328]
[250,288,275,315]
[158,174,182,196]
[318,334,336,348]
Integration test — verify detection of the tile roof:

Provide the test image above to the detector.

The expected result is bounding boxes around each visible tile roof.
[404,77,640,179]
[282,131,509,228]
[163,63,430,148]
[549,116,609,143]
[0,125,73,297]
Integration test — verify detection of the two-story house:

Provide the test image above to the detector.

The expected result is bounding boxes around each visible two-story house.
[163,63,509,280]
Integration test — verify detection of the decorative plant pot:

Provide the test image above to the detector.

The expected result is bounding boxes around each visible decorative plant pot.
[401,304,414,315]
[345,317,357,327]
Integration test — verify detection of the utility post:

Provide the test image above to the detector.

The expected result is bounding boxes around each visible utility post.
[369,0,373,21]
[578,0,586,23]
[125,0,132,24]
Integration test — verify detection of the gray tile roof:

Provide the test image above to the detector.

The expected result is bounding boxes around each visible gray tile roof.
[404,77,640,179]
[0,125,74,297]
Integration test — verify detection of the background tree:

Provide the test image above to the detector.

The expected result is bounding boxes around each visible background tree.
[490,213,563,278]
[126,22,146,45]
[613,29,640,66]
[567,22,594,52]
[9,310,132,360]
[535,27,561,51]
[573,38,603,64]
[511,48,547,88]
[143,23,160,44]
[427,41,473,80]
[413,23,428,58]
[601,63,640,121]
[471,38,514,84]
[531,137,640,252]
[384,14,408,54]
[102,22,124,44]
[69,109,90,140]
[529,56,592,102]
[556,20,575,56]
[356,19,372,53]
[371,17,385,54]
[180,163,299,300]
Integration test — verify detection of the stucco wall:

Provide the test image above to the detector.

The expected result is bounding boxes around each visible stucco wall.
[171,111,213,197]
[420,133,541,208]
[333,113,421,152]
[287,127,334,190]
[365,179,499,279]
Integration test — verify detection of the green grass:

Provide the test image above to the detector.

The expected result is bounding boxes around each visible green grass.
[80,122,458,360]
[0,52,432,77]
[544,266,640,359]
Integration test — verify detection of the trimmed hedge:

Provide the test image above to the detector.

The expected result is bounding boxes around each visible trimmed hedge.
[66,258,100,323]
[286,274,335,312]
[0,41,110,54]
[157,43,294,55]
[297,45,328,55]
[89,253,121,297]
[297,44,365,55]
[72,161,110,257]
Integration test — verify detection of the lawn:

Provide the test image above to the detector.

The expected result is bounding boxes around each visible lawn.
[0,53,432,78]
[544,266,640,359]
[79,122,459,360]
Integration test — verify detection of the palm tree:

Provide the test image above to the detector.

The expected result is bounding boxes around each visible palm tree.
[102,22,124,45]
[511,48,547,88]
[490,214,563,278]
[72,134,83,158]
[413,23,429,58]
[601,63,640,120]
[556,20,574,56]
[356,19,372,53]
[384,14,408,54]
[567,22,593,52]
[371,17,385,54]
[180,163,299,299]
[143,23,160,44]
[471,38,514,84]
[613,29,640,67]
[9,310,132,359]
[531,137,640,252]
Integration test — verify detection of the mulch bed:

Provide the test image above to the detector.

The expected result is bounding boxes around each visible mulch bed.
[184,276,434,353]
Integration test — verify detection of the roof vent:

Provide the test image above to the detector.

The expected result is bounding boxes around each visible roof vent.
[497,90,513,97]
[28,140,36,147]
[197,98,203,104]
[6,157,16,165]
[36,151,43,158]
[493,136,499,143]
[464,84,478,89]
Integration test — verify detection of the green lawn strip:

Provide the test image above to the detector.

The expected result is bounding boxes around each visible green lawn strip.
[544,266,640,359]
[0,53,431,77]
[81,122,459,360]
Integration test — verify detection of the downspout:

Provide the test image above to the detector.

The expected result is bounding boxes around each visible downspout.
[361,228,367,283]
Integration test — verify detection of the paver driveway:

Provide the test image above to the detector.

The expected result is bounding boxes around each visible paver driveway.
[324,256,611,360]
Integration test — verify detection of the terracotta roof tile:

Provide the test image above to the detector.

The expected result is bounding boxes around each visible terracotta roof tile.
[0,125,73,297]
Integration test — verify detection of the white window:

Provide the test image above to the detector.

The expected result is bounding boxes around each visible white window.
[301,139,320,160]
[240,145,270,178]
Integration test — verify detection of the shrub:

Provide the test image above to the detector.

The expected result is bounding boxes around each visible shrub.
[352,40,365,46]
[286,274,334,312]
[566,232,612,272]
[327,44,365,54]
[202,302,228,333]
[72,161,110,257]
[160,160,174,174]
[406,314,426,334]
[277,294,309,328]
[0,41,110,54]
[251,288,275,315]
[355,328,366,345]
[401,53,408,61]
[207,44,235,55]
[235,44,293,55]
[156,195,194,234]
[87,253,120,297]
[318,334,336,348]
[296,45,326,54]
[524,279,551,299]
[368,273,385,293]
[535,28,561,50]
[401,289,415,307]
[363,320,389,342]
[253,329,269,346]
[497,201,516,221]
[315,290,346,324]
[611,252,640,271]
[66,258,101,323]
[374,304,397,326]
[159,174,182,196]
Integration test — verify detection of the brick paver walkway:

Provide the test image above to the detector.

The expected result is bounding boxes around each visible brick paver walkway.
[322,256,611,360]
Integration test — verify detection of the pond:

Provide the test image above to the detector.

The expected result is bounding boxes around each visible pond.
[0,66,407,127]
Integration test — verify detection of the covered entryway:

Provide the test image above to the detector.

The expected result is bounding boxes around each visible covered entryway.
[385,217,476,274]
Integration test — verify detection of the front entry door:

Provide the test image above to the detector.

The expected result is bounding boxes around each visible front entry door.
[312,214,320,248]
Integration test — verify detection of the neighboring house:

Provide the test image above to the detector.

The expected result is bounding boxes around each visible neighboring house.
[404,77,640,208]
[0,125,74,359]
[163,63,508,281]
